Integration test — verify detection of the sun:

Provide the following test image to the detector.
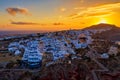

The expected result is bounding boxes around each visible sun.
[96,18,110,24]
[93,18,110,25]
[98,19,107,24]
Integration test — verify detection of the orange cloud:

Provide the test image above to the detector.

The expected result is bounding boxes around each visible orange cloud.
[86,12,114,18]
[11,21,39,25]
[53,22,64,25]
[69,2,120,19]
[6,7,29,16]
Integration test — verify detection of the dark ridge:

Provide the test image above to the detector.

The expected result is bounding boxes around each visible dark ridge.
[89,24,120,41]
[84,23,119,30]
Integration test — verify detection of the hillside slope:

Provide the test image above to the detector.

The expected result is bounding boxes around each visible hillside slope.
[86,24,120,41]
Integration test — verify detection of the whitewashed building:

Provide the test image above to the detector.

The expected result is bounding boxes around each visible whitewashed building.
[22,41,42,68]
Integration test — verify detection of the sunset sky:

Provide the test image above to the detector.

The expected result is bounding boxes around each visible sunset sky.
[0,0,120,31]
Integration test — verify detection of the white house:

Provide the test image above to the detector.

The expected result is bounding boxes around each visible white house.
[115,41,120,45]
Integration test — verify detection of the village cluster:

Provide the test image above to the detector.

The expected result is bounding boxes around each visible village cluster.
[6,30,120,68]
[0,29,120,80]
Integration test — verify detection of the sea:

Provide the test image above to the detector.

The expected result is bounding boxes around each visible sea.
[0,30,50,38]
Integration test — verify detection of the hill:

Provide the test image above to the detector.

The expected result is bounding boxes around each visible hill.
[84,23,119,30]
[86,23,120,41]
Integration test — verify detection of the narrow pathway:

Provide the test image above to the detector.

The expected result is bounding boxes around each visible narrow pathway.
[88,47,109,80]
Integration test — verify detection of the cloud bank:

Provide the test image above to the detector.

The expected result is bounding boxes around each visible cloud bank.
[69,2,120,19]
